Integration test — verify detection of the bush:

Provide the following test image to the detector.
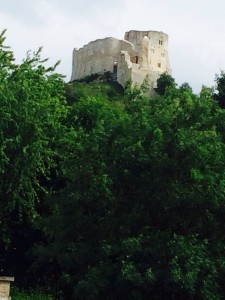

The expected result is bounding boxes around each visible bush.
[12,287,54,300]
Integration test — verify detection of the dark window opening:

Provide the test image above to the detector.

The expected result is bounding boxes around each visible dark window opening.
[159,40,163,45]
[158,62,161,68]
[135,56,139,64]
[113,62,118,74]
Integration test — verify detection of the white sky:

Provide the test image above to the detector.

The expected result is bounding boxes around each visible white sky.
[0,0,225,93]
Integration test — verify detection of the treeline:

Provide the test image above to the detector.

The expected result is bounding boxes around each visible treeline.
[1,30,225,299]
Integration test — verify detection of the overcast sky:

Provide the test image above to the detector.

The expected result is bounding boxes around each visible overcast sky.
[0,0,225,93]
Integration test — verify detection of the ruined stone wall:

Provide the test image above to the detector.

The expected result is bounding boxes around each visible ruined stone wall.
[117,51,133,88]
[70,37,134,81]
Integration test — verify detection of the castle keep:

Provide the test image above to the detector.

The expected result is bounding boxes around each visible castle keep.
[71,30,171,90]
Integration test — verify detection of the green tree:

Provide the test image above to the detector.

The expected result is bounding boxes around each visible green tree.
[34,81,225,299]
[155,72,176,95]
[179,82,193,93]
[213,71,225,108]
[0,30,67,277]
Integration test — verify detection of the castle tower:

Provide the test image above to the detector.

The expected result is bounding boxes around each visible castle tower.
[124,30,171,88]
[124,30,171,76]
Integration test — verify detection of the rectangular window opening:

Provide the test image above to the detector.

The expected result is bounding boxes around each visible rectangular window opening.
[113,62,118,74]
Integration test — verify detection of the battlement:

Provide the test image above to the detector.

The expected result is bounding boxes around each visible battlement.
[71,30,171,91]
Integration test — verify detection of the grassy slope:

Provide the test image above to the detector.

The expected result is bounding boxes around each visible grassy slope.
[65,80,125,104]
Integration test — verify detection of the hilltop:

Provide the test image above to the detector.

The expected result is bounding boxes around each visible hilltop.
[66,75,124,104]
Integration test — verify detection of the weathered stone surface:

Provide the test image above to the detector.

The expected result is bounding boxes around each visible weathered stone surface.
[71,37,134,81]
[0,277,14,300]
[139,36,151,69]
[71,30,171,91]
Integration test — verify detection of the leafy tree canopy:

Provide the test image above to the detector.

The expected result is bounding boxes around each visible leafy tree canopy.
[0,29,67,275]
[155,72,176,95]
[34,79,225,300]
[213,71,225,108]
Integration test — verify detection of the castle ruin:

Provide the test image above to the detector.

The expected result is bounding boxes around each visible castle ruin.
[71,30,171,90]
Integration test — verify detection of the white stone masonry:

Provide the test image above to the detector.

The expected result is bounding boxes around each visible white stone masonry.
[71,30,171,91]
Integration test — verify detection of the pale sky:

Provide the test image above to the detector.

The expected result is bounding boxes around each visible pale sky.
[0,0,225,93]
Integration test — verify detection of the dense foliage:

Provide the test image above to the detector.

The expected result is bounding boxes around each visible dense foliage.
[213,71,225,108]
[155,72,176,95]
[12,287,53,300]
[0,29,67,279]
[36,81,225,300]
[1,31,225,299]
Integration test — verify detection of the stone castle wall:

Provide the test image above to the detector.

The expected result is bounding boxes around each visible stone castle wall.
[71,37,134,81]
[71,30,171,90]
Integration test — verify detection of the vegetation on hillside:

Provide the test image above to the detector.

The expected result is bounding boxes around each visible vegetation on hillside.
[1,30,225,299]
[11,288,53,300]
